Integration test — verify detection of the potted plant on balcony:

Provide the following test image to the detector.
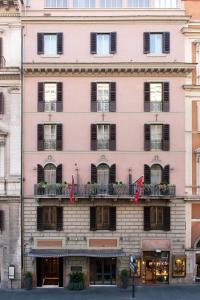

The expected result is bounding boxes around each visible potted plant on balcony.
[142,183,151,196]
[86,182,97,196]
[113,182,126,196]
[120,269,129,289]
[24,271,32,290]
[159,184,170,196]
[68,272,84,290]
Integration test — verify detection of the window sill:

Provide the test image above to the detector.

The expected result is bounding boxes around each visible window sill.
[40,55,62,58]
[93,54,114,58]
[146,53,168,57]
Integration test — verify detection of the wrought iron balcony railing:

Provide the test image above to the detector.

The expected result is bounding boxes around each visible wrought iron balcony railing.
[44,101,57,112]
[34,183,176,198]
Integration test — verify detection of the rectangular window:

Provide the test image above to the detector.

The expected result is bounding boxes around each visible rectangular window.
[150,207,164,230]
[150,33,162,54]
[150,83,162,112]
[73,0,95,8]
[96,207,110,230]
[100,0,122,8]
[97,83,109,112]
[97,124,110,150]
[44,124,57,150]
[172,256,186,277]
[97,34,110,56]
[45,0,67,8]
[150,124,162,150]
[43,206,57,230]
[44,83,57,112]
[128,0,149,8]
[44,34,57,55]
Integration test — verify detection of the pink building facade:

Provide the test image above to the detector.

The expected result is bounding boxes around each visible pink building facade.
[22,0,193,287]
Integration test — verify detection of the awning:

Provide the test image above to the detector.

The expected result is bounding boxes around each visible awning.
[28,249,125,258]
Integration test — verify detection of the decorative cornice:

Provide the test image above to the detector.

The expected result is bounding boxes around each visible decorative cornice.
[23,62,195,77]
[183,85,200,90]
[0,67,20,80]
[21,15,190,24]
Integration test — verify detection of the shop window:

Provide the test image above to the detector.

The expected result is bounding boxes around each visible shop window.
[172,256,186,277]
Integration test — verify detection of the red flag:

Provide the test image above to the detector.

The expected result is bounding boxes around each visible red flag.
[134,176,143,204]
[69,175,74,205]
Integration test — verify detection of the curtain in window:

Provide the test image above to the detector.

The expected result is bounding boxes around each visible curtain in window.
[44,35,57,55]
[97,164,109,186]
[151,125,162,149]
[97,125,109,149]
[44,164,57,184]
[97,83,109,112]
[150,83,162,112]
[128,0,149,7]
[151,164,162,185]
[150,34,162,54]
[97,34,110,55]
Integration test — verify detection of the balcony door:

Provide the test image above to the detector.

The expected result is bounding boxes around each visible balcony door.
[97,163,109,194]
[44,164,56,185]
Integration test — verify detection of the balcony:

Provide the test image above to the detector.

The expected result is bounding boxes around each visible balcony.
[34,183,176,198]
[44,101,56,112]
[0,56,5,68]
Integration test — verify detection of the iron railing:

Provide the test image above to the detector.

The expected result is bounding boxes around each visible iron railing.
[44,101,57,112]
[34,183,176,198]
[44,139,57,150]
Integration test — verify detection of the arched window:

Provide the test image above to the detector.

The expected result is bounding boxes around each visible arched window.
[151,164,162,185]
[97,163,109,186]
[196,239,200,249]
[44,163,56,184]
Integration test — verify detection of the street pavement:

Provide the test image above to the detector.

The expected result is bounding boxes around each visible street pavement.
[0,285,200,300]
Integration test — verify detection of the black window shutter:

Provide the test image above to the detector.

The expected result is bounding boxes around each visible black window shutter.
[163,32,170,54]
[91,164,97,183]
[162,124,170,151]
[37,164,44,183]
[37,207,43,231]
[37,33,44,55]
[90,207,96,231]
[37,124,44,151]
[144,124,151,151]
[144,32,150,54]
[90,33,97,54]
[56,124,63,151]
[0,92,4,114]
[144,207,151,231]
[109,164,116,184]
[144,82,150,112]
[163,207,170,231]
[58,257,63,287]
[162,82,169,112]
[38,83,44,112]
[109,124,116,151]
[57,33,63,54]
[162,165,170,184]
[0,210,4,231]
[109,207,116,231]
[57,82,63,112]
[56,164,62,184]
[56,207,63,231]
[109,82,116,112]
[91,124,97,151]
[91,82,97,112]
[110,32,117,54]
[144,164,151,184]
[36,258,43,287]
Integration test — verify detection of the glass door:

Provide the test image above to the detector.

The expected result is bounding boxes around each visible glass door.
[97,164,109,194]
[90,258,116,285]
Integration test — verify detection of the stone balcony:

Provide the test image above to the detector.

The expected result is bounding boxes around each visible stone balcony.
[34,183,176,199]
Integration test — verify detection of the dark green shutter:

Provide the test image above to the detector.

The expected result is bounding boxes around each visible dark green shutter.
[163,32,170,54]
[144,82,150,112]
[109,164,116,184]
[144,32,150,54]
[90,33,97,54]
[57,33,63,54]
[56,124,63,151]
[163,207,170,231]
[57,82,63,112]
[109,207,116,231]
[162,82,169,112]
[162,165,170,184]
[144,207,151,231]
[0,93,4,114]
[56,207,63,231]
[37,207,43,231]
[109,82,116,112]
[56,164,62,184]
[110,32,117,54]
[38,83,44,112]
[37,124,44,151]
[144,165,151,184]
[91,82,97,112]
[37,164,44,183]
[0,210,4,231]
[144,124,151,151]
[37,33,44,55]
[90,207,96,231]
[91,164,97,183]
[91,124,97,151]
[162,124,170,151]
[109,124,116,151]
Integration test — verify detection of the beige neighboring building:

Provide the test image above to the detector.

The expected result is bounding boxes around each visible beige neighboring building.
[0,0,21,289]
[183,0,200,284]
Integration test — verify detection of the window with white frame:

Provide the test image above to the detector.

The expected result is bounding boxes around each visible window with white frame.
[73,0,96,8]
[45,0,67,8]
[44,34,57,55]
[128,0,150,7]
[150,33,163,54]
[100,0,122,8]
[44,125,57,150]
[150,83,162,112]
[44,83,57,112]
[97,125,109,150]
[150,124,162,150]
[96,34,110,56]
[97,83,109,112]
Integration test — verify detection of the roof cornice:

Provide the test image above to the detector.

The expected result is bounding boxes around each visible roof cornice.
[21,15,190,24]
[23,62,195,77]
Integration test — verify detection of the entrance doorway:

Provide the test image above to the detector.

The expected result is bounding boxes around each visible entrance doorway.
[143,251,169,284]
[36,257,63,287]
[90,258,116,285]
